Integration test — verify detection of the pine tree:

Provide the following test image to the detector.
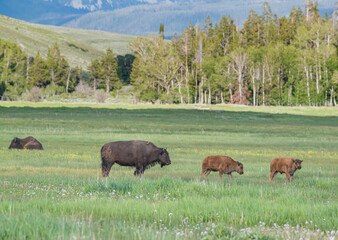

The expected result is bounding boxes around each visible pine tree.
[101,49,120,93]
[47,43,70,90]
[0,39,27,97]
[159,23,164,39]
[242,10,264,47]
[215,16,236,56]
[28,52,50,87]
[89,58,102,91]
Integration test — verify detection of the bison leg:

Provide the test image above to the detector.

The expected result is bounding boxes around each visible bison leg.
[134,169,140,176]
[289,174,293,182]
[227,173,233,180]
[286,173,291,182]
[219,172,223,180]
[134,166,144,177]
[199,170,204,180]
[202,170,211,179]
[269,171,277,182]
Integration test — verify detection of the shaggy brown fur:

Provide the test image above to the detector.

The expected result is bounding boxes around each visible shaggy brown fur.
[9,136,43,150]
[200,155,244,180]
[101,140,171,177]
[269,158,303,182]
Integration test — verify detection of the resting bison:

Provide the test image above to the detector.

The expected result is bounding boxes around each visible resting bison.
[101,140,171,177]
[269,158,303,182]
[9,136,43,150]
[200,155,244,180]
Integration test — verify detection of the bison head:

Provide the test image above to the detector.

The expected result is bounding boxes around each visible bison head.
[293,159,303,170]
[159,148,171,167]
[9,137,23,149]
[236,161,244,175]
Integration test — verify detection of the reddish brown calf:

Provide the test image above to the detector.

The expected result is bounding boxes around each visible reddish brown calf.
[200,155,244,180]
[269,158,303,182]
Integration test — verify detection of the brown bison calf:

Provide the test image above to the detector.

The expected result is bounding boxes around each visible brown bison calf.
[9,136,43,150]
[200,155,244,180]
[269,158,303,182]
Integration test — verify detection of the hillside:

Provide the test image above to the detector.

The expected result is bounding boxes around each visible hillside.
[0,15,135,68]
[0,0,335,37]
[63,0,335,37]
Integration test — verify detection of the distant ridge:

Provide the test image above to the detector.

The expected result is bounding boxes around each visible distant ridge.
[0,15,135,68]
[0,0,335,37]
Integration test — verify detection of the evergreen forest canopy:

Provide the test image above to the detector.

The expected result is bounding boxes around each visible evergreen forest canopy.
[0,1,337,106]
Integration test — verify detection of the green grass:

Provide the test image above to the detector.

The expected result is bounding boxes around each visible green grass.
[0,15,135,68]
[0,102,337,239]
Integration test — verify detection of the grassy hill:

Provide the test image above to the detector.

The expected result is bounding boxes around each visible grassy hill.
[0,15,135,68]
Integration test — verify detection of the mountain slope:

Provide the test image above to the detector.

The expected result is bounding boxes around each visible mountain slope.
[0,15,135,68]
[63,0,336,37]
[0,0,335,37]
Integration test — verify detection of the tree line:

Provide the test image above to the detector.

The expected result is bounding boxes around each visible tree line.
[0,0,337,105]
[129,1,337,106]
[0,40,134,100]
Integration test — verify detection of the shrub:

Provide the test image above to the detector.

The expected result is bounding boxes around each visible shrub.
[22,87,41,102]
[94,90,107,103]
[140,89,158,103]
[41,83,65,98]
[2,85,20,101]
[75,81,92,93]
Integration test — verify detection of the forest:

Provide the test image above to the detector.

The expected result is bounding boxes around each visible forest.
[0,1,337,106]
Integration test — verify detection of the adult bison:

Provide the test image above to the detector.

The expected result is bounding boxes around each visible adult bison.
[200,155,244,180]
[269,158,303,182]
[9,136,43,150]
[101,140,171,177]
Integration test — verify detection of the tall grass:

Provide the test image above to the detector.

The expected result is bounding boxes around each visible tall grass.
[0,103,337,239]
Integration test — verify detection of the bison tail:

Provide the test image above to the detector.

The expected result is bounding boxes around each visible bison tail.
[100,146,107,168]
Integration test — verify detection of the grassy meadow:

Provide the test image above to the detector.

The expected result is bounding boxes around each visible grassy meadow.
[0,102,337,239]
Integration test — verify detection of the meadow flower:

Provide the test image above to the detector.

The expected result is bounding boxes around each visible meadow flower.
[169,213,173,217]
